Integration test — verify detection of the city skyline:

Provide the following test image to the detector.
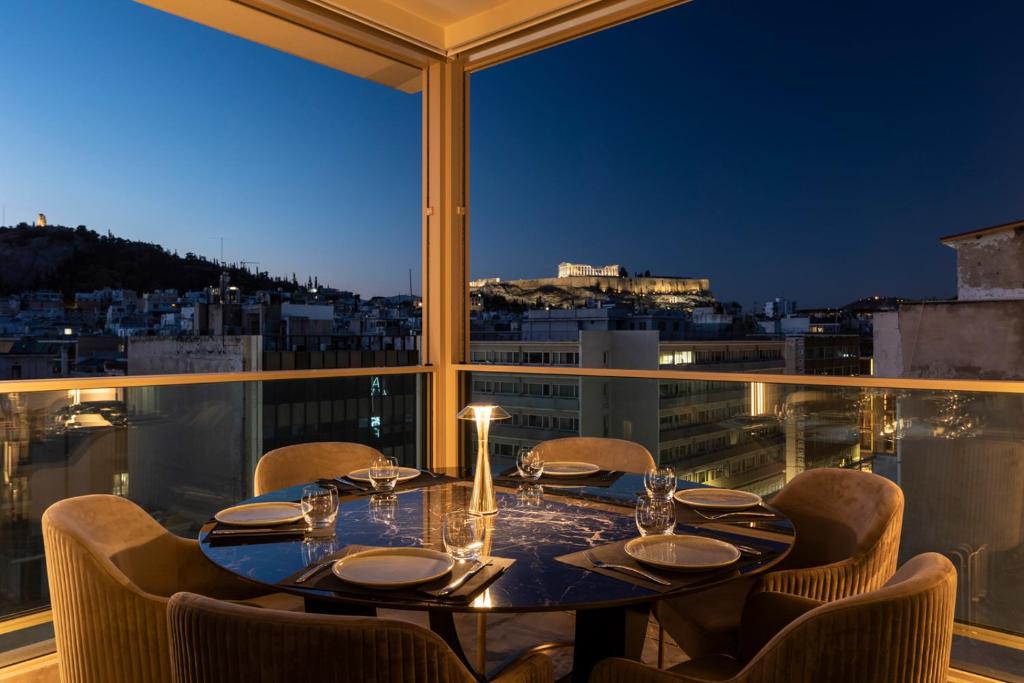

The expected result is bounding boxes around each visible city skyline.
[3,1,1023,305]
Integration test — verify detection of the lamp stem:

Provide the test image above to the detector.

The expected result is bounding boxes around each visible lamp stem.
[468,409,497,515]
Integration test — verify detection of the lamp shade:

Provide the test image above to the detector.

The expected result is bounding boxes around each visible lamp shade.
[456,404,511,421]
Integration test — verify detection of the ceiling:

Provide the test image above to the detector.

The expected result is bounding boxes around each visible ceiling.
[317,0,601,52]
[136,0,684,92]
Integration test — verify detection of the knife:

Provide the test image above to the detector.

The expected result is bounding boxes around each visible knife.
[209,527,306,537]
[434,560,492,597]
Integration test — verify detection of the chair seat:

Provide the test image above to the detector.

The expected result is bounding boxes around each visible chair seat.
[235,592,306,611]
[669,655,744,681]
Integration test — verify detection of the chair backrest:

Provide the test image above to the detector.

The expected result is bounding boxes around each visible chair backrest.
[254,441,386,495]
[43,495,179,683]
[532,437,655,474]
[768,468,904,599]
[167,592,480,683]
[740,553,956,683]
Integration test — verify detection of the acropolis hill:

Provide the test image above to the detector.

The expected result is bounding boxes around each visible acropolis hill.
[471,264,714,310]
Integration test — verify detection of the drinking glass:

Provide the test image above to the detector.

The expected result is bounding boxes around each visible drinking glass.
[301,536,338,567]
[516,447,544,481]
[516,483,544,507]
[369,493,398,526]
[442,510,485,562]
[635,494,676,536]
[300,484,339,530]
[368,455,400,492]
[644,466,677,500]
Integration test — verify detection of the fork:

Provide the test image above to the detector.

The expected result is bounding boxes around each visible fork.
[584,551,671,586]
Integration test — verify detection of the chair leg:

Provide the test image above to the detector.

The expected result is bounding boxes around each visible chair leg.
[656,603,665,669]
[477,613,487,674]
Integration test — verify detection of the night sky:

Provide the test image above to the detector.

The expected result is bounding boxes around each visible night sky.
[3,1,1022,306]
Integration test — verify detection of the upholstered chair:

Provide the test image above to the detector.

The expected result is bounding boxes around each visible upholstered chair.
[658,468,904,658]
[43,495,284,683]
[592,552,956,683]
[254,441,386,495]
[167,591,555,683]
[533,437,655,474]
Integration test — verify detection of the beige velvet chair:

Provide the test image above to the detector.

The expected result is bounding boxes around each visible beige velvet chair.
[533,437,655,474]
[254,441,386,495]
[167,591,555,683]
[658,468,904,658]
[43,495,284,683]
[592,552,956,683]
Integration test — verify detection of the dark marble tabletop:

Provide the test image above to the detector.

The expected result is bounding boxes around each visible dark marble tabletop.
[200,472,794,614]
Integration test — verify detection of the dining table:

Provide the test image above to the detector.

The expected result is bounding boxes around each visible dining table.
[199,465,794,683]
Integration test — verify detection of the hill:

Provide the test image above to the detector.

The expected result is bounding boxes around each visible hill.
[0,224,302,297]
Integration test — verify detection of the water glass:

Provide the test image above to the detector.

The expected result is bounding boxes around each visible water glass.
[300,484,339,530]
[442,510,485,562]
[516,483,544,507]
[516,447,544,480]
[369,493,398,526]
[644,466,677,500]
[368,455,400,492]
[636,494,676,536]
[301,536,338,567]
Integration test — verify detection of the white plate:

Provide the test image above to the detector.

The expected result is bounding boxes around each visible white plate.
[625,535,740,572]
[332,547,455,589]
[674,488,763,511]
[542,461,601,478]
[346,467,422,484]
[214,502,304,527]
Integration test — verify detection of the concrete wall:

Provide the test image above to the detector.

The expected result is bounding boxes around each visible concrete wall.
[579,331,659,457]
[951,228,1024,301]
[127,335,262,375]
[873,301,1024,379]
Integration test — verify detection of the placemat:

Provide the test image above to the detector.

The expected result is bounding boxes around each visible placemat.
[494,466,624,488]
[280,545,514,605]
[556,534,782,593]
[202,521,332,546]
[673,499,795,535]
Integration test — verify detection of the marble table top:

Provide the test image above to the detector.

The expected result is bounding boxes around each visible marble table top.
[200,474,793,613]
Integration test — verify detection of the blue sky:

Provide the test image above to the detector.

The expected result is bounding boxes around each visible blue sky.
[3,1,1022,305]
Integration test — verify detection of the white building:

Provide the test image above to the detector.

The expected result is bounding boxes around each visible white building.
[557,262,623,278]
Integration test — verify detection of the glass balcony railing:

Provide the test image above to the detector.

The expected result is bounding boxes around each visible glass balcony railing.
[464,368,1024,681]
[0,369,429,666]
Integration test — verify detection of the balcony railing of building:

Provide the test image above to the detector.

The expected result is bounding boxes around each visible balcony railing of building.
[0,366,433,670]
[458,363,1024,682]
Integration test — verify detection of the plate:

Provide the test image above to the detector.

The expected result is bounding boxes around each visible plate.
[542,461,601,477]
[674,488,763,510]
[332,547,455,589]
[214,502,304,527]
[625,535,740,571]
[346,467,422,484]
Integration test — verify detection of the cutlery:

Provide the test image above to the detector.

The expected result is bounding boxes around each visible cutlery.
[692,508,776,521]
[583,551,671,586]
[434,560,492,596]
[419,469,443,478]
[732,543,766,557]
[209,527,306,537]
[295,560,335,584]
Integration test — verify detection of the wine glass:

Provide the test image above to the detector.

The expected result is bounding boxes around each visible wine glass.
[636,494,676,536]
[368,455,400,492]
[644,466,677,500]
[516,447,544,480]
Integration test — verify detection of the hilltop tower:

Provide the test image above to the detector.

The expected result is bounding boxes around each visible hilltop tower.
[36,213,47,228]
